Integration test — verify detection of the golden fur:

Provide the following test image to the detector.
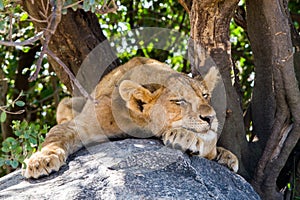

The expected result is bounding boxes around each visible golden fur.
[22,57,238,178]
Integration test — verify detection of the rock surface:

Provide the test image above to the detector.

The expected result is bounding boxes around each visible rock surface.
[0,139,260,200]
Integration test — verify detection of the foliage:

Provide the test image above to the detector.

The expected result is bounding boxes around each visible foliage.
[0,93,25,123]
[98,0,191,72]
[230,20,254,110]
[0,0,68,177]
[0,1,69,125]
[0,120,48,176]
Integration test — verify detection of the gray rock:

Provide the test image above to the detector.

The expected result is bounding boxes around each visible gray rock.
[0,139,260,200]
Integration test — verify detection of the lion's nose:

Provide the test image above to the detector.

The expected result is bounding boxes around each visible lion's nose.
[199,115,215,125]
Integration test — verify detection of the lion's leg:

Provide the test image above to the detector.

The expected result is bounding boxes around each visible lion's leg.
[23,96,87,178]
[56,97,86,124]
[22,121,83,178]
[214,147,239,172]
[23,93,125,179]
[22,99,106,178]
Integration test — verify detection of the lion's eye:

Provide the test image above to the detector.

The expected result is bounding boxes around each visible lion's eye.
[202,93,209,99]
[170,99,187,106]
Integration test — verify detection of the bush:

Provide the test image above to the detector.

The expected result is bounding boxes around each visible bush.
[0,120,48,172]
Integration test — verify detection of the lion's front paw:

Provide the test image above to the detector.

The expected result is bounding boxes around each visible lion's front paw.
[22,148,66,179]
[162,128,195,151]
[215,147,239,172]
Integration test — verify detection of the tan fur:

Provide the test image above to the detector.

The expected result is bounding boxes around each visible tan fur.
[56,97,86,124]
[22,57,238,179]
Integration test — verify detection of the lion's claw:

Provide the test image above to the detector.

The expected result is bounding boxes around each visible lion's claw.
[22,148,66,179]
[215,147,239,172]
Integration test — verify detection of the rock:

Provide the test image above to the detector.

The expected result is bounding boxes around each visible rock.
[0,139,260,200]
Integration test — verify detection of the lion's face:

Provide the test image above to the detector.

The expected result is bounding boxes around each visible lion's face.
[155,77,218,134]
[119,67,220,140]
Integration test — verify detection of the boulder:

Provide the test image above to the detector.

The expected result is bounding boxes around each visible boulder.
[0,139,260,200]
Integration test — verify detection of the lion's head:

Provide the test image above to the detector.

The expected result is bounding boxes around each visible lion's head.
[116,66,220,158]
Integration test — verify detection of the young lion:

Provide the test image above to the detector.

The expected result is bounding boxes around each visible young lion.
[22,57,238,179]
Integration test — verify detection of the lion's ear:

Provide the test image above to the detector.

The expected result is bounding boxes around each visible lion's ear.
[203,67,220,93]
[119,80,153,112]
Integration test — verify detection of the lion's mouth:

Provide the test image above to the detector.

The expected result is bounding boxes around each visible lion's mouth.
[182,126,211,134]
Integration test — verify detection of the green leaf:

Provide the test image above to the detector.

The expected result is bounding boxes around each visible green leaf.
[14,130,22,137]
[1,146,9,152]
[0,111,7,123]
[287,182,291,190]
[35,124,40,130]
[29,136,37,145]
[15,100,25,107]
[18,155,25,163]
[62,8,68,15]
[21,120,28,127]
[38,136,45,144]
[83,0,90,12]
[89,0,95,5]
[91,5,96,13]
[20,13,28,21]
[12,120,20,128]
[5,137,17,144]
[71,4,78,11]
[11,142,19,149]
[15,146,23,154]
[11,160,19,169]
[5,160,11,166]
[24,132,29,139]
[26,145,33,151]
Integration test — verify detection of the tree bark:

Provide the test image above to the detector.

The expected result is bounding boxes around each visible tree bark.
[179,0,249,178]
[21,1,120,93]
[247,0,300,199]
[247,0,278,146]
[245,0,277,179]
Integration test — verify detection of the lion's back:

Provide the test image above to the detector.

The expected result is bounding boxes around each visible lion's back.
[94,57,171,98]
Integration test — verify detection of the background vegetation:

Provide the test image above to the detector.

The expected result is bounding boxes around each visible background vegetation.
[0,0,299,199]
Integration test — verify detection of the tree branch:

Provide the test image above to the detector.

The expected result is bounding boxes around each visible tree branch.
[0,92,25,115]
[97,0,118,14]
[28,0,63,81]
[178,0,192,13]
[45,48,97,103]
[0,32,43,47]
[63,0,83,9]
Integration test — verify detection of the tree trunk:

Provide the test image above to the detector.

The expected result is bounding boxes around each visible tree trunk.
[178,0,249,178]
[21,1,120,93]
[247,0,300,199]
[245,0,277,178]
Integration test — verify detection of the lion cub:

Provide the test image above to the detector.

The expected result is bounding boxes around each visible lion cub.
[23,57,238,178]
